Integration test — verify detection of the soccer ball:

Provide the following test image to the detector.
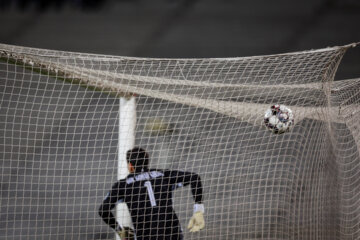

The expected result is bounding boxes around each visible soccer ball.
[264,104,294,134]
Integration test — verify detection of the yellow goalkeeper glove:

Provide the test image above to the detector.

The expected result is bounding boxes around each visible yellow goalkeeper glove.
[116,226,135,240]
[187,204,205,232]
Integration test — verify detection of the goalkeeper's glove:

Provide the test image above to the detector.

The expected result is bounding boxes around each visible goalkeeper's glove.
[187,203,205,232]
[116,226,135,240]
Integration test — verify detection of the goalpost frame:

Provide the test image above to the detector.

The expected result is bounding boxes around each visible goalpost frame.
[117,96,136,239]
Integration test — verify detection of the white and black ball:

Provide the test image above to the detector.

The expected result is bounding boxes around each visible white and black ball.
[264,104,294,134]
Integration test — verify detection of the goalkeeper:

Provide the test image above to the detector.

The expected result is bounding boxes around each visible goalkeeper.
[99,147,205,240]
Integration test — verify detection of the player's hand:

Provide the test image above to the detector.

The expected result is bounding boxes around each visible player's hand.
[116,226,135,240]
[187,211,205,232]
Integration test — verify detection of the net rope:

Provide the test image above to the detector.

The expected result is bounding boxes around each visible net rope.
[0,43,359,239]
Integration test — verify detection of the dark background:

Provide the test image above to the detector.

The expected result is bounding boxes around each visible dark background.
[0,0,359,80]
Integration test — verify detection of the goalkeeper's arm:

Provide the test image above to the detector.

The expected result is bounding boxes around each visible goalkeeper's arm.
[115,226,135,240]
[99,194,135,239]
[99,181,123,230]
[188,203,205,232]
[98,201,119,230]
[187,173,205,232]
[99,181,135,239]
[168,170,205,232]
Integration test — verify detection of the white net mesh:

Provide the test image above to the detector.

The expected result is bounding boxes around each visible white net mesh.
[0,43,359,240]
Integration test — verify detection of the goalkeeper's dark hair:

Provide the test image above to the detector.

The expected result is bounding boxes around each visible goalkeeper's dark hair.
[126,147,149,172]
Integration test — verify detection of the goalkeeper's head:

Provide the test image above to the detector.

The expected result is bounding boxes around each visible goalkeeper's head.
[126,147,149,173]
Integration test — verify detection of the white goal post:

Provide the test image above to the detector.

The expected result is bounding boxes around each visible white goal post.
[117,96,136,239]
[0,43,359,240]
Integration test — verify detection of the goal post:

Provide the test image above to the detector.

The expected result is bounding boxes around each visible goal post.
[0,43,359,240]
[117,96,136,239]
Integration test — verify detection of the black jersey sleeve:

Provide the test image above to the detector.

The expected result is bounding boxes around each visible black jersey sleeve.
[166,170,203,204]
[98,181,125,230]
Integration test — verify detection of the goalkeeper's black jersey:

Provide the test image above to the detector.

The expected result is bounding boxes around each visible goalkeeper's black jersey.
[99,169,203,240]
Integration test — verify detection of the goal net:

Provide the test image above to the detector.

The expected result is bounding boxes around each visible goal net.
[0,43,359,240]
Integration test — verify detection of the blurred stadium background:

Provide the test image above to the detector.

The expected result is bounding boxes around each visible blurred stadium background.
[0,0,359,240]
[0,0,359,78]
